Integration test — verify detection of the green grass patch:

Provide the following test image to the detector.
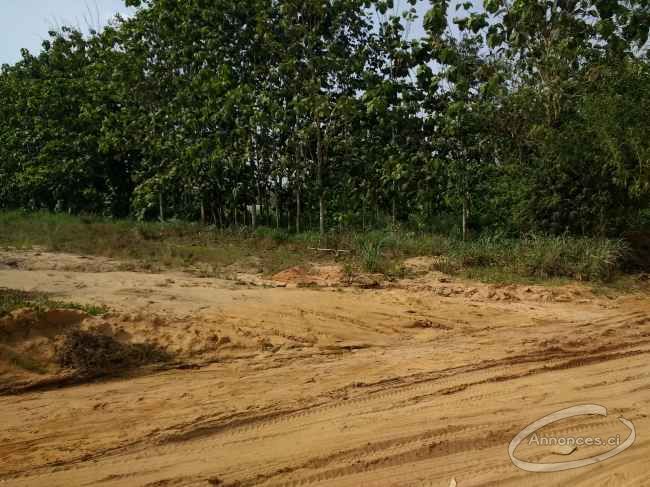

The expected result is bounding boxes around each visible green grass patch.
[458,267,571,286]
[437,234,628,282]
[0,288,108,318]
[589,274,650,297]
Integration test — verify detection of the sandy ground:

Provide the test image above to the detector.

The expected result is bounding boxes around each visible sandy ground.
[0,251,649,486]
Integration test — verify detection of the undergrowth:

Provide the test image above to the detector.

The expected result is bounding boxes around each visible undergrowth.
[435,234,628,282]
[0,211,636,283]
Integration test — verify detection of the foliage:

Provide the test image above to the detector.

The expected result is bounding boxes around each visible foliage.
[0,0,648,240]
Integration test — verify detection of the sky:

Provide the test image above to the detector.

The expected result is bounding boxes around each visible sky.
[1,0,434,66]
[0,0,134,65]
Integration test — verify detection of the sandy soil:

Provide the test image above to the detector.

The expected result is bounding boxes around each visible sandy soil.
[0,251,649,486]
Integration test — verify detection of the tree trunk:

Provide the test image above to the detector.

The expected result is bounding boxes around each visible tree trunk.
[250,134,259,231]
[200,200,205,224]
[263,198,268,226]
[287,205,291,233]
[462,194,469,241]
[319,193,325,239]
[159,191,164,222]
[296,188,301,234]
[316,121,325,240]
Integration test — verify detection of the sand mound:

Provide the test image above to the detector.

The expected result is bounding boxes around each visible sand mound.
[0,250,124,272]
[0,303,322,392]
[0,309,175,390]
[402,256,437,274]
[272,265,345,287]
[271,264,385,288]
[397,270,594,303]
[0,308,87,342]
[0,309,91,386]
[224,256,264,275]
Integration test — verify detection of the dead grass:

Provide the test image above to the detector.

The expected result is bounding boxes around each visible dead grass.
[0,211,331,275]
[56,330,170,376]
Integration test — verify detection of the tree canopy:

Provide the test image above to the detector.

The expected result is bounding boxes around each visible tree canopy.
[1,0,648,237]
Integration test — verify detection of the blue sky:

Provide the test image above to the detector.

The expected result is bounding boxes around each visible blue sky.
[1,0,134,65]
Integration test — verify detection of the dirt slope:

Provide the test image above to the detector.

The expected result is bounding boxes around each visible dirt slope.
[0,251,648,486]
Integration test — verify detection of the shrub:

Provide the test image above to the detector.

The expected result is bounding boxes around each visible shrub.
[355,235,385,273]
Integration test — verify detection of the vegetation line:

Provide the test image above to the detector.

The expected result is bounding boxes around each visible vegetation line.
[0,1,648,240]
[0,211,637,283]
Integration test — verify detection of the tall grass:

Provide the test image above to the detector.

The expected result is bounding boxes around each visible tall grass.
[0,211,632,282]
[439,234,628,282]
[355,235,385,273]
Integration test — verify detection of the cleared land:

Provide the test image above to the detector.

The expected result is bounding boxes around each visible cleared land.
[0,250,649,486]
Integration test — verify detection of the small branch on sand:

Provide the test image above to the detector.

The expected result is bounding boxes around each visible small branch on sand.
[308,248,351,257]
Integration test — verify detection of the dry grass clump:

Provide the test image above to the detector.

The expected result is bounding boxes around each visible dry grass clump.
[56,330,169,376]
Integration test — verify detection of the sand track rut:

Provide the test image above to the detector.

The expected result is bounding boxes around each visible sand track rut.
[6,338,649,486]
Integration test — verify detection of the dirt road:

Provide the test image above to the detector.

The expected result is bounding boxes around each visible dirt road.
[0,252,649,486]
